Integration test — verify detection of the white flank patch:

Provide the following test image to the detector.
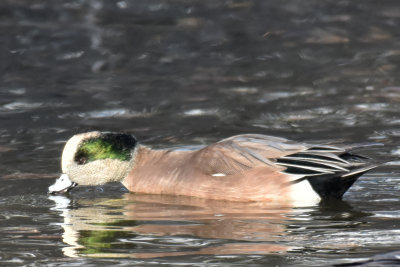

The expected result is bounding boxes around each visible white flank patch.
[212,173,226,177]
[290,179,321,206]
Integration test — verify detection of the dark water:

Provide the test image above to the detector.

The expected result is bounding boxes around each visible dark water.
[1,0,400,266]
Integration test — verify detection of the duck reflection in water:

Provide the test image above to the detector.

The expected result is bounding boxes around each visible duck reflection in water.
[50,193,301,258]
[49,192,369,259]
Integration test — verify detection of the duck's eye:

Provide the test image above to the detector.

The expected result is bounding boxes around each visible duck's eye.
[74,152,88,165]
[76,156,87,165]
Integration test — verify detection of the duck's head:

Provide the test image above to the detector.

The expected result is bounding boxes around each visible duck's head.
[48,131,138,194]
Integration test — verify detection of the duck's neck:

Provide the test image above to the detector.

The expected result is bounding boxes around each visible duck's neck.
[121,145,192,191]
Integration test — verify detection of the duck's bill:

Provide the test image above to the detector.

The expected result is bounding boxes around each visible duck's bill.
[48,174,78,194]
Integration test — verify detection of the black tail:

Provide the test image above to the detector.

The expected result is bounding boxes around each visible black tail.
[276,145,380,199]
[306,165,378,199]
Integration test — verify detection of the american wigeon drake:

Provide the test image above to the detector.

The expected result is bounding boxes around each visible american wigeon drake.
[48,131,379,203]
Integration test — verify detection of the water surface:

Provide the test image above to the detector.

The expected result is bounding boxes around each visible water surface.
[1,0,400,266]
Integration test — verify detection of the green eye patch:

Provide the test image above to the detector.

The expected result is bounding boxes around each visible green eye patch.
[74,133,136,164]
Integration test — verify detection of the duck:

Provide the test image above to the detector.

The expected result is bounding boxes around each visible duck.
[48,131,379,203]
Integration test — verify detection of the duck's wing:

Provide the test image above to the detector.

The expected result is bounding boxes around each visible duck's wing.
[190,134,309,176]
[190,134,374,176]
[190,134,379,199]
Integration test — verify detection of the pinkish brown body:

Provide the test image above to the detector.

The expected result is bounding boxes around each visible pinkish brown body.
[123,146,291,202]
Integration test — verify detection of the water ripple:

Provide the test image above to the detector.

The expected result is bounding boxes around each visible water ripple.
[77,108,154,119]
